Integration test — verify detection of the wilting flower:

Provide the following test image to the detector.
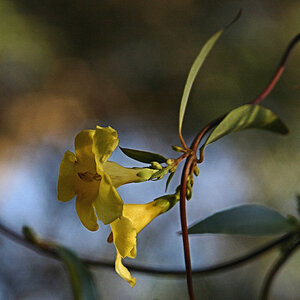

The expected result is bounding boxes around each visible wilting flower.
[57,126,156,231]
[109,197,174,287]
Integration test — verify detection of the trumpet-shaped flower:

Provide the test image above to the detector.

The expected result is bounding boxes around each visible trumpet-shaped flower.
[57,126,157,230]
[109,197,172,287]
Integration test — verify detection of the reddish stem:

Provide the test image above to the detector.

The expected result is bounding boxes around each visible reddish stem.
[179,131,189,151]
[179,33,300,300]
[252,33,300,105]
[180,155,195,300]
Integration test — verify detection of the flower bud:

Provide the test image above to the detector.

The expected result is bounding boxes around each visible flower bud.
[151,161,162,170]
[186,187,192,201]
[187,176,194,187]
[172,145,184,152]
[166,159,174,166]
[193,165,200,176]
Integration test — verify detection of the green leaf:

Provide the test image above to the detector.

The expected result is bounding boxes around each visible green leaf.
[120,147,167,164]
[150,165,172,180]
[57,246,98,300]
[165,172,175,192]
[178,10,241,137]
[200,104,289,156]
[178,30,223,137]
[188,204,297,236]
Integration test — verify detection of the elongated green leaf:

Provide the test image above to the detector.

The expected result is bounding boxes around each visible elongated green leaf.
[188,204,297,236]
[120,147,167,164]
[178,10,241,137]
[200,104,289,156]
[57,246,98,300]
[150,165,172,180]
[178,30,223,136]
[165,172,175,192]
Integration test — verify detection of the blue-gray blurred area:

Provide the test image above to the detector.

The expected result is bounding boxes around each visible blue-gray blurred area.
[0,0,299,299]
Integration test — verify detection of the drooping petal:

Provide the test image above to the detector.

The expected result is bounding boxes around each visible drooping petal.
[103,161,155,188]
[76,196,99,231]
[94,172,123,224]
[110,216,137,258]
[93,126,119,168]
[74,130,96,172]
[110,200,170,286]
[115,251,136,287]
[57,151,77,202]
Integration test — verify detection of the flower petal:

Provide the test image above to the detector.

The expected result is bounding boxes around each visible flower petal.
[73,172,100,231]
[76,196,99,231]
[111,216,137,258]
[57,151,76,202]
[103,161,149,188]
[115,251,136,287]
[123,202,163,233]
[129,245,137,259]
[74,130,96,172]
[94,172,123,224]
[93,126,119,167]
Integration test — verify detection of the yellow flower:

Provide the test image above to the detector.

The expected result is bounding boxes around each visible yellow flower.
[57,126,156,231]
[109,198,171,287]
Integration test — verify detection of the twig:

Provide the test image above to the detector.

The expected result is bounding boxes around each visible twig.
[179,131,189,151]
[180,156,196,299]
[0,223,58,259]
[87,231,297,276]
[259,237,300,300]
[0,222,296,277]
[252,33,300,105]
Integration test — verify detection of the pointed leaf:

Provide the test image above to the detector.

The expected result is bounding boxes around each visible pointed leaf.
[150,166,172,180]
[200,104,289,156]
[188,204,297,236]
[178,10,241,137]
[165,172,175,192]
[178,30,223,136]
[120,147,167,164]
[57,246,98,300]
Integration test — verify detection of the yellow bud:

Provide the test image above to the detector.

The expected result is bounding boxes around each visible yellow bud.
[187,176,194,187]
[186,187,192,200]
[166,159,174,165]
[193,165,200,176]
[151,161,162,170]
[172,145,184,152]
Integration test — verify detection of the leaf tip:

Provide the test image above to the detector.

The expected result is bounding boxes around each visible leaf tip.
[224,9,242,30]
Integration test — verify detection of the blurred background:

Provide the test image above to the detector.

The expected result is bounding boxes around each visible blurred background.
[0,0,299,299]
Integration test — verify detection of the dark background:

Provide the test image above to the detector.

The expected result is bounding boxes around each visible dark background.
[0,1,299,299]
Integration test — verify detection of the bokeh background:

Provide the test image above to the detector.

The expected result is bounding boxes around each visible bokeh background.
[0,1,299,299]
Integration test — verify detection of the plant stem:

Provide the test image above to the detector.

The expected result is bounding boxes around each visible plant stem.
[259,237,300,300]
[180,155,196,300]
[0,221,297,277]
[252,33,300,105]
[179,131,188,151]
[176,34,300,299]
